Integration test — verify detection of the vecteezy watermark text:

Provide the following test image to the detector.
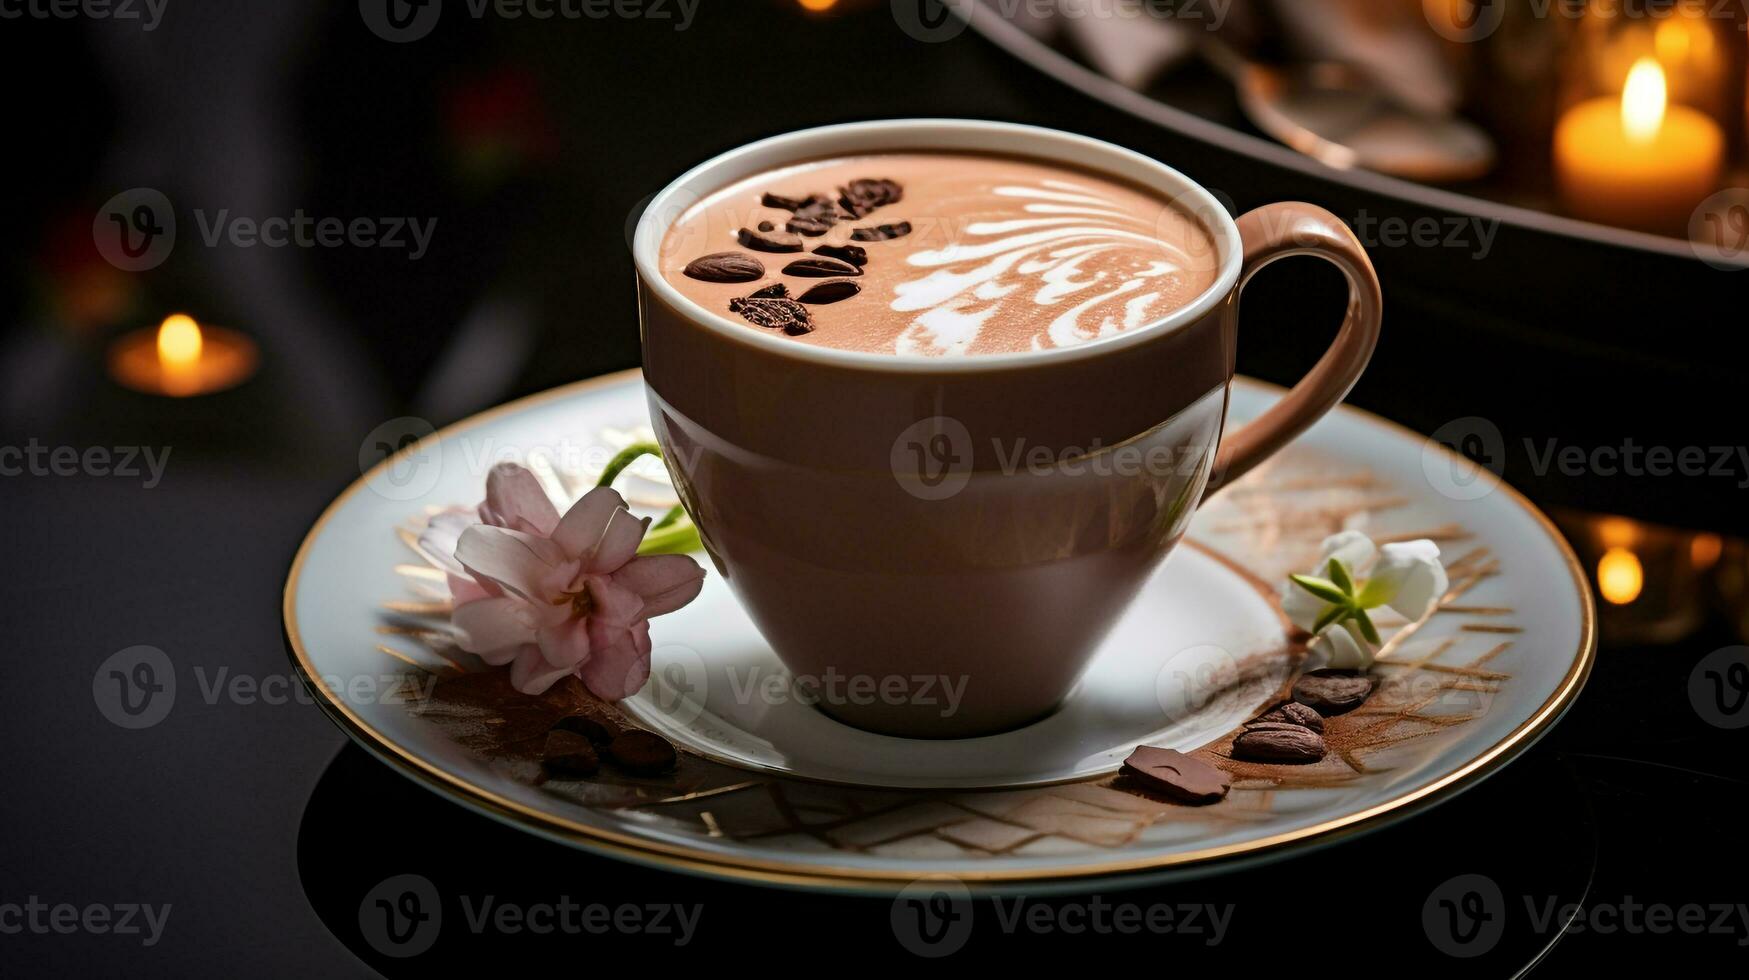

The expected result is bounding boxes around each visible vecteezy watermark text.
[0,0,167,30]
[891,879,1234,958]
[1,441,171,488]
[0,898,171,948]
[359,0,699,43]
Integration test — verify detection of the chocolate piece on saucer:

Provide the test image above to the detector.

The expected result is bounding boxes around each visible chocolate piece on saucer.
[551,715,612,745]
[1119,746,1231,805]
[1292,671,1378,715]
[1257,701,1325,732]
[608,730,677,775]
[541,730,600,777]
[1232,726,1327,763]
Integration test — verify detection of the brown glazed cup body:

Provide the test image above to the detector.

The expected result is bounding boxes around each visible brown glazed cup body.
[633,121,1381,738]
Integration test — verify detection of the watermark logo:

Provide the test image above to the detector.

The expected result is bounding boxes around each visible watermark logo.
[94,188,176,272]
[1423,0,1506,42]
[891,878,973,957]
[0,0,167,30]
[1689,189,1749,271]
[892,0,970,43]
[1423,873,1505,957]
[92,645,176,730]
[1689,646,1749,729]
[891,415,974,501]
[360,416,442,501]
[1423,417,1505,501]
[360,0,442,42]
[359,874,442,958]
[1155,643,1239,718]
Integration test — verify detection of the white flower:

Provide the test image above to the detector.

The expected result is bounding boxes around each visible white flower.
[1281,531,1448,670]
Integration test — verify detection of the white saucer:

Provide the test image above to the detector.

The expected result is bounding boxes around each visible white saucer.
[284,371,1594,890]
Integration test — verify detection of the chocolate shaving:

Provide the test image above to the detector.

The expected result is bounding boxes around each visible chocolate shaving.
[812,243,867,267]
[796,280,860,305]
[747,283,789,299]
[757,220,775,232]
[729,295,814,335]
[736,227,803,253]
[682,251,764,283]
[838,178,903,218]
[850,221,911,242]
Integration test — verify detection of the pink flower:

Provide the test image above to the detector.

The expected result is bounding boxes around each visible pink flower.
[420,462,704,698]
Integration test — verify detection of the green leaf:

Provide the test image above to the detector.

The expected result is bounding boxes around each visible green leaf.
[638,517,703,555]
[1313,603,1348,634]
[654,504,686,529]
[1325,557,1356,596]
[1355,576,1395,609]
[1353,608,1381,645]
[596,442,663,490]
[1290,574,1349,604]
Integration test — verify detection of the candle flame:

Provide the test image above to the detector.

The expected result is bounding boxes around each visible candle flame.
[1621,57,1667,144]
[1597,546,1644,605]
[157,314,203,369]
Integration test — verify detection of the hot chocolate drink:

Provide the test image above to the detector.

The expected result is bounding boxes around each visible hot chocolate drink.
[659,153,1219,356]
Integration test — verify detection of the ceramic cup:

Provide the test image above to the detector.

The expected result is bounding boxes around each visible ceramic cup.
[633,120,1381,737]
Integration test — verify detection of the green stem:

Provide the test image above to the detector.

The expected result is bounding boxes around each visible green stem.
[596,442,663,490]
[595,444,702,555]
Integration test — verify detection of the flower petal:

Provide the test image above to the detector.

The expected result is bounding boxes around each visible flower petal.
[1319,530,1378,574]
[585,507,652,574]
[613,555,705,618]
[1372,540,1449,621]
[551,486,628,558]
[579,621,651,701]
[536,615,592,669]
[586,577,646,627]
[417,508,475,575]
[455,525,561,601]
[510,645,575,695]
[1309,620,1375,671]
[480,463,561,536]
[448,572,497,604]
[452,597,537,654]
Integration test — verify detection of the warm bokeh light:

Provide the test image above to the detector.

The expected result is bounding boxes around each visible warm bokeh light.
[1598,546,1645,605]
[157,314,203,369]
[797,0,837,10]
[1691,532,1723,570]
[1621,57,1667,144]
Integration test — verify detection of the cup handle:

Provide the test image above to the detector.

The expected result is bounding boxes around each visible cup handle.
[1201,202,1382,500]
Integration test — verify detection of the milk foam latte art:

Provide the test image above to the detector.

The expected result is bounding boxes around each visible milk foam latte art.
[660,153,1220,356]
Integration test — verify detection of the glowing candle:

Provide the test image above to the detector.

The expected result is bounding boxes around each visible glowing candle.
[1554,58,1723,235]
[109,314,258,397]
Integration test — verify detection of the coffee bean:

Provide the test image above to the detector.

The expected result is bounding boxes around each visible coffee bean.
[1257,701,1325,732]
[1120,746,1230,805]
[850,221,911,242]
[1232,726,1326,763]
[541,730,600,777]
[782,257,862,277]
[1293,671,1377,716]
[812,243,867,267]
[608,730,677,774]
[797,280,860,305]
[551,715,612,744]
[737,227,803,253]
[748,283,789,299]
[729,295,814,335]
[839,178,903,217]
[682,251,764,283]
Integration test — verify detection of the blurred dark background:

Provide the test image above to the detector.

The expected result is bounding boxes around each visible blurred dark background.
[2,1,1746,975]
